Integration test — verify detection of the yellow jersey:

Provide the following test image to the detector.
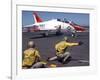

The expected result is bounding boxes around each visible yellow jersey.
[55,41,79,55]
[22,48,40,67]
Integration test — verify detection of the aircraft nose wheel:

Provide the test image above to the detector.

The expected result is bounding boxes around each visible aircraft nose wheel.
[71,33,76,38]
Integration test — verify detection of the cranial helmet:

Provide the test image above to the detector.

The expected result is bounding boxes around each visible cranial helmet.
[28,41,35,48]
[64,36,68,41]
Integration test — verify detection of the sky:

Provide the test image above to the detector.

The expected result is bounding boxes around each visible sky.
[22,11,89,27]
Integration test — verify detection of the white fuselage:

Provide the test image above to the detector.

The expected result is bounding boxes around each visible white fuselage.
[24,19,75,32]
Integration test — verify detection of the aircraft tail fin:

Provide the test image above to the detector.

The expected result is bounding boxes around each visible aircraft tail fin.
[33,12,43,23]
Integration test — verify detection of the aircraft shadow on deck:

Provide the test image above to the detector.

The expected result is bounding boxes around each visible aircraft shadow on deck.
[29,34,64,39]
[29,34,88,39]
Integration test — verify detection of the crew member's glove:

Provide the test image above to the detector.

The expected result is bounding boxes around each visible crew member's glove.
[79,41,83,45]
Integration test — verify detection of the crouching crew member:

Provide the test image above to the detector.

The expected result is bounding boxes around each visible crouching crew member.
[22,41,43,69]
[48,37,83,64]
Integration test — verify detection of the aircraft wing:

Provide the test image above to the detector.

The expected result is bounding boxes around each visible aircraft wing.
[23,24,35,27]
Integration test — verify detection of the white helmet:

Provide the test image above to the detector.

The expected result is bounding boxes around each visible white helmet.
[64,37,68,41]
[28,41,35,48]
